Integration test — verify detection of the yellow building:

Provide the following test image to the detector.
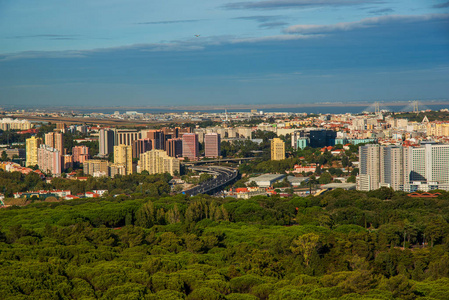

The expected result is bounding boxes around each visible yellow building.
[284,120,311,127]
[114,145,133,175]
[139,149,180,176]
[427,122,449,137]
[83,159,109,177]
[26,136,43,167]
[271,138,285,161]
[109,163,127,177]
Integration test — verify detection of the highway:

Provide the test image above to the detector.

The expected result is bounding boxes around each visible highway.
[182,157,257,165]
[181,166,238,196]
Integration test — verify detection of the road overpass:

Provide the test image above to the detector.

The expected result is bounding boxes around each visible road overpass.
[181,166,239,196]
[182,157,257,165]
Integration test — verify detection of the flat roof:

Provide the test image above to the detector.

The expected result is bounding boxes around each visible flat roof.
[287,176,308,183]
[321,183,356,190]
[252,174,286,182]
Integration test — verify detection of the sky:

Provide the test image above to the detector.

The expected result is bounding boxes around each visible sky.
[0,0,448,108]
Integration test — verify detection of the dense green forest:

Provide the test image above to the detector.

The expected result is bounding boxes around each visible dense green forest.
[1,187,449,299]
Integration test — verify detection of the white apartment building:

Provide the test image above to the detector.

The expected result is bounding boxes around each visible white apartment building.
[0,118,32,131]
[358,143,449,192]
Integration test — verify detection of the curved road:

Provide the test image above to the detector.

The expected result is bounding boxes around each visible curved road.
[181,166,238,196]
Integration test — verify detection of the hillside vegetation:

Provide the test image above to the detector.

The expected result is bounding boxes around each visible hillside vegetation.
[0,188,449,299]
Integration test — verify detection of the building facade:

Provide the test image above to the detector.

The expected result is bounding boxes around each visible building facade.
[0,118,32,131]
[139,149,180,176]
[114,145,133,175]
[358,144,382,191]
[26,136,43,167]
[62,154,73,170]
[109,163,127,177]
[45,132,64,154]
[271,138,285,161]
[182,133,199,160]
[72,145,89,164]
[99,128,115,156]
[204,133,221,158]
[166,138,183,157]
[291,129,337,149]
[358,143,449,192]
[83,159,109,177]
[132,138,153,158]
[37,145,61,176]
[116,129,141,146]
[145,130,165,150]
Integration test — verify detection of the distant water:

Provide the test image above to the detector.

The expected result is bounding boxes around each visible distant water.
[74,103,449,115]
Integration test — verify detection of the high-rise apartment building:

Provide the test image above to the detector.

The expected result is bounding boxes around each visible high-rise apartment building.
[45,132,64,154]
[380,146,404,191]
[358,143,449,192]
[271,138,285,161]
[204,133,221,158]
[166,138,183,157]
[37,145,61,176]
[99,128,115,156]
[26,136,43,167]
[425,144,449,185]
[358,145,382,191]
[182,133,199,160]
[139,149,180,176]
[114,145,133,175]
[72,145,89,163]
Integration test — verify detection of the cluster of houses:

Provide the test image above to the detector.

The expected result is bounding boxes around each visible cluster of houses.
[12,189,107,200]
[0,161,44,177]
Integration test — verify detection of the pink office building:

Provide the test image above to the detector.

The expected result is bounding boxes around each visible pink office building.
[72,145,89,163]
[37,145,62,176]
[182,133,199,160]
[204,133,221,158]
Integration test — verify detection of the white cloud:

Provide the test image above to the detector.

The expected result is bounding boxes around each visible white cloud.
[284,13,449,34]
[224,0,382,10]
[1,13,447,61]
[231,34,323,43]
[0,50,86,61]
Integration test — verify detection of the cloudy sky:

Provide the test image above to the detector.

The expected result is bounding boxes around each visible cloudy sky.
[0,0,448,108]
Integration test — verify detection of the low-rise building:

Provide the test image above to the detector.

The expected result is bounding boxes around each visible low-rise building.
[251,174,286,188]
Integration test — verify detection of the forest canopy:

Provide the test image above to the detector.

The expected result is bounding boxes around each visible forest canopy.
[0,188,449,299]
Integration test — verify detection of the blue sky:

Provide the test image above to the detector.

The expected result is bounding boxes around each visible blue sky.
[0,0,448,107]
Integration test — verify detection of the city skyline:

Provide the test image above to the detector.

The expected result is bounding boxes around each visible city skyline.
[1,1,448,107]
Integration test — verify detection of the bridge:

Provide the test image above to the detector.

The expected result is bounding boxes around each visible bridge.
[182,157,257,165]
[181,165,239,196]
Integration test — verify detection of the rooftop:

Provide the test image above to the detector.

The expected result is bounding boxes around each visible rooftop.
[252,174,286,182]
[321,183,357,190]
